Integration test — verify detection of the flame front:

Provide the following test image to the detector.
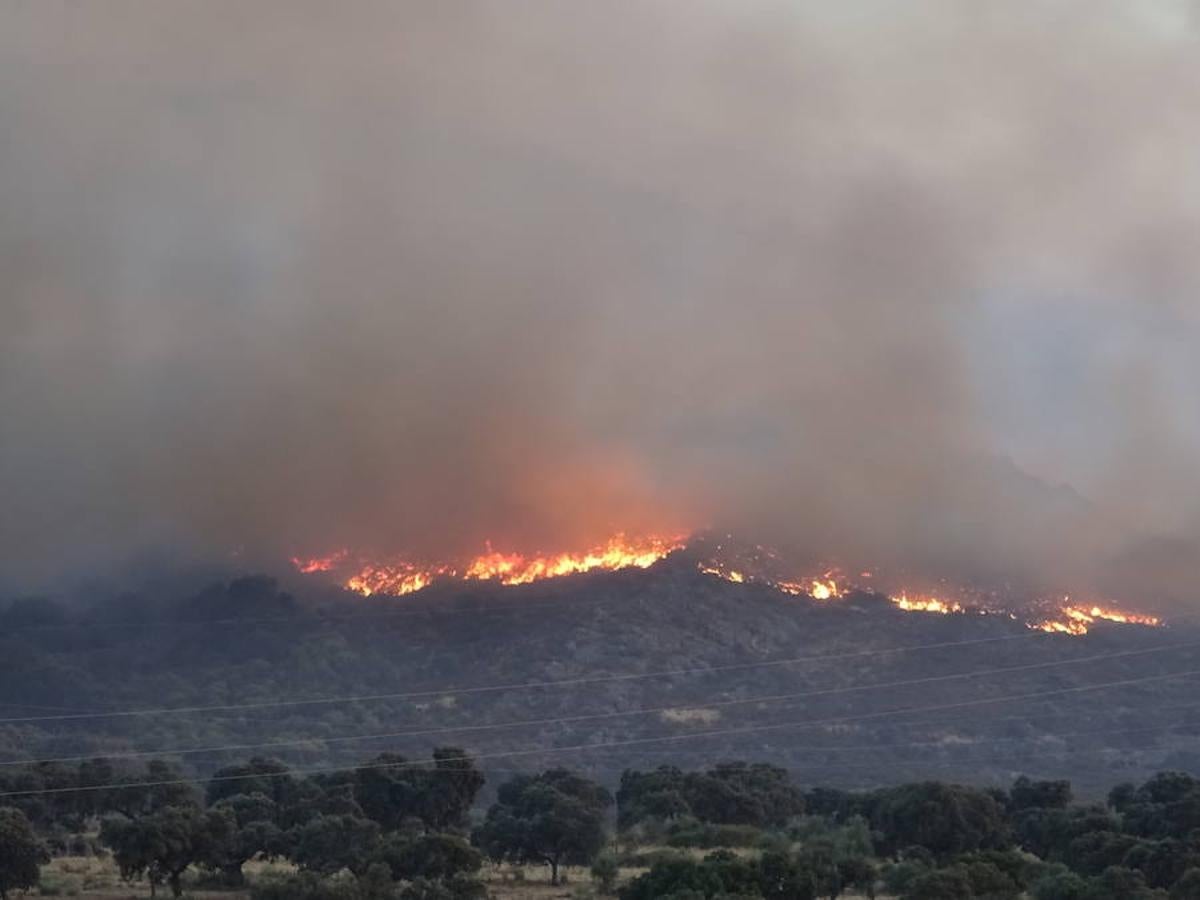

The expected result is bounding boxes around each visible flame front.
[295,533,685,597]
[889,592,962,614]
[1034,599,1162,635]
[293,537,1165,636]
[290,550,348,574]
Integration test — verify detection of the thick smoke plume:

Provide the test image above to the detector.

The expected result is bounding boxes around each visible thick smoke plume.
[2,2,1199,606]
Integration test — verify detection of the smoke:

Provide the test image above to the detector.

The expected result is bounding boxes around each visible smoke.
[2,1,1199,605]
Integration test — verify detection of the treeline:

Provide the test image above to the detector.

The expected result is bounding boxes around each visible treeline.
[4,753,1200,898]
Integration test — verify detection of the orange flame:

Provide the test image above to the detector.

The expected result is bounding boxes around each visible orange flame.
[297,533,684,597]
[1033,599,1162,635]
[889,592,962,614]
[700,565,746,583]
[290,550,348,574]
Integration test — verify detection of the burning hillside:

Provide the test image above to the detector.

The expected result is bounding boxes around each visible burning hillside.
[291,532,1164,636]
[292,533,686,598]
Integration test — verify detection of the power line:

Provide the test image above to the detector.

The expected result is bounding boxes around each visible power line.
[2,664,1196,800]
[3,637,1194,765]
[0,632,1049,725]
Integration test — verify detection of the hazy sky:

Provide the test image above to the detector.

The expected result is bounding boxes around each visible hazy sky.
[2,2,1199,604]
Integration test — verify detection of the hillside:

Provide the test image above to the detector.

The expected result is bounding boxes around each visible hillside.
[2,557,1197,797]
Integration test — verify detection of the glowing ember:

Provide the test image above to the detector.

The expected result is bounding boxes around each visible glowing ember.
[295,533,685,597]
[889,592,962,614]
[291,550,348,574]
[776,575,841,600]
[700,565,746,583]
[346,563,453,598]
[1033,599,1162,635]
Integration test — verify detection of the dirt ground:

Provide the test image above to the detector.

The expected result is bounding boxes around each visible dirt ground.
[37,856,613,899]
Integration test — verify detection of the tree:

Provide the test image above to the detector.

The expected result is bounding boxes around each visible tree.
[759,851,817,900]
[100,805,235,898]
[211,792,286,885]
[289,814,381,877]
[618,851,770,900]
[376,832,482,882]
[1087,866,1162,900]
[1030,868,1090,900]
[474,769,612,885]
[1011,777,1073,811]
[354,748,484,834]
[873,783,1010,861]
[207,758,300,814]
[591,851,621,894]
[1171,868,1200,900]
[0,807,48,900]
[902,866,973,900]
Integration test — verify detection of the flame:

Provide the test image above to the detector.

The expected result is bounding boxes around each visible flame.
[776,575,841,600]
[1033,599,1162,635]
[346,563,454,598]
[294,537,1166,637]
[291,550,348,574]
[700,565,746,583]
[889,592,962,614]
[297,533,684,597]
[464,534,685,585]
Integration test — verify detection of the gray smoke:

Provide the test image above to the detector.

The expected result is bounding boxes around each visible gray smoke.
[2,1,1199,607]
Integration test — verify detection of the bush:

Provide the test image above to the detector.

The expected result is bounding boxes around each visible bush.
[666,823,763,849]
[1030,868,1090,900]
[591,852,620,894]
[902,865,974,900]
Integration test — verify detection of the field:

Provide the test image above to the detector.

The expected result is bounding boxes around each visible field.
[36,855,618,899]
[35,852,883,899]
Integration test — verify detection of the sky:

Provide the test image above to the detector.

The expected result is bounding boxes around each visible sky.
[2,1,1199,606]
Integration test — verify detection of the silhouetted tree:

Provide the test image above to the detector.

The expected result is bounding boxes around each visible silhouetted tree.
[100,805,235,898]
[474,769,611,885]
[0,807,49,900]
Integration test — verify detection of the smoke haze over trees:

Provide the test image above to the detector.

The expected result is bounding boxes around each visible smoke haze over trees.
[3,2,1200,607]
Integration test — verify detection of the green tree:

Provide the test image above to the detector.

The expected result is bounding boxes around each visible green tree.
[0,807,49,900]
[211,792,286,885]
[474,769,612,885]
[100,805,235,898]
[1011,777,1073,811]
[290,814,381,877]
[873,783,1010,861]
[1030,868,1090,900]
[1086,866,1162,900]
[902,866,973,900]
[1171,868,1200,900]
[591,851,621,895]
[375,832,481,882]
[354,749,484,834]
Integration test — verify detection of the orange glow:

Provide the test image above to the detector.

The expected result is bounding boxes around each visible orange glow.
[889,592,962,614]
[294,538,1166,637]
[700,565,746,583]
[291,550,348,574]
[777,574,841,600]
[297,533,685,597]
[463,534,685,586]
[1033,599,1162,635]
[346,563,454,598]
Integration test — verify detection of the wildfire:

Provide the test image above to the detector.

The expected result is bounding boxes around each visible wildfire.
[290,550,348,574]
[700,565,746,583]
[293,535,1167,637]
[294,533,685,597]
[889,592,963,615]
[776,576,841,600]
[1034,600,1162,635]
